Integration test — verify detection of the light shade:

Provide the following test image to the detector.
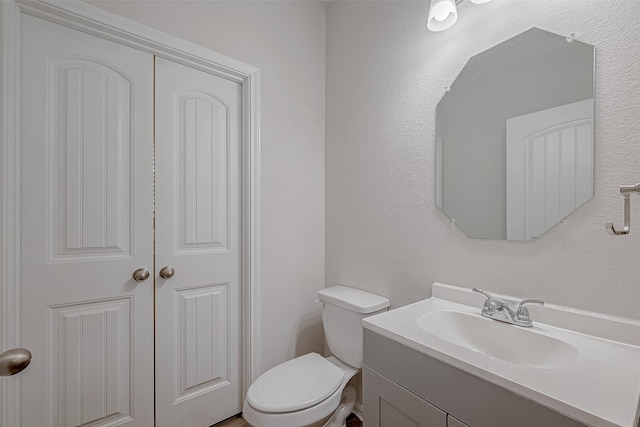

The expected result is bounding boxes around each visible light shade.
[470,0,492,3]
[427,0,458,32]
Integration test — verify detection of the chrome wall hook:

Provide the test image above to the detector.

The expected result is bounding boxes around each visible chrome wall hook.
[607,184,640,235]
[606,194,630,235]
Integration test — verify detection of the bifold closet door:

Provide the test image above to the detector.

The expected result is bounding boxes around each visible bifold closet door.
[19,14,155,427]
[154,57,243,426]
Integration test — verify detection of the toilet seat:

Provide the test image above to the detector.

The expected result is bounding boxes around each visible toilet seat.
[243,356,359,427]
[247,353,343,413]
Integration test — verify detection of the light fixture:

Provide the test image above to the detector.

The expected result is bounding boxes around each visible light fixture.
[427,0,491,32]
[427,0,458,32]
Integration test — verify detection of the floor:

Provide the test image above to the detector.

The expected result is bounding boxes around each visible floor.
[214,416,248,427]
[214,413,363,427]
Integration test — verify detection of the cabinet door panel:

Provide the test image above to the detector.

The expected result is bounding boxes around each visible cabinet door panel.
[422,401,449,426]
[364,366,446,427]
[380,400,420,427]
[448,415,471,427]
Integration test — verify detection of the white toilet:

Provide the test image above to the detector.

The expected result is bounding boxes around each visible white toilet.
[243,286,390,427]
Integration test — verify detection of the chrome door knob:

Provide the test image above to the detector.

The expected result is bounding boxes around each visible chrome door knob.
[0,348,32,376]
[132,268,150,282]
[159,266,175,279]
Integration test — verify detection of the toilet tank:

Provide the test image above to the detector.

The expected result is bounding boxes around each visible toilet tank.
[317,286,390,368]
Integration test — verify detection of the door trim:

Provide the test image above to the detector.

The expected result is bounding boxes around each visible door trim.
[0,2,261,425]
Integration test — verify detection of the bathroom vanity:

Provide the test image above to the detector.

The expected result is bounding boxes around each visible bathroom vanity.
[363,332,583,427]
[362,284,640,427]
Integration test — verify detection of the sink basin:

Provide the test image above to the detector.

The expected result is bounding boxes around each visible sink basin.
[417,310,578,369]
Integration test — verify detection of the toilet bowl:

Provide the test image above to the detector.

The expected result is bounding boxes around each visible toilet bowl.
[243,354,358,427]
[242,286,390,427]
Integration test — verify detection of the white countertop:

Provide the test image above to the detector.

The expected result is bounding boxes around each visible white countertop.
[363,283,640,427]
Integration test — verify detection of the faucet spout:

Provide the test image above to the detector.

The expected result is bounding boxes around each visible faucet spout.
[473,288,543,328]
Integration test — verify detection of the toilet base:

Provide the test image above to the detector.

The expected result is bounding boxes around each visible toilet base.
[323,384,356,427]
[306,415,333,427]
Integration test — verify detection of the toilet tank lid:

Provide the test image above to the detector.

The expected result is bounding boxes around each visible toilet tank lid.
[318,286,390,313]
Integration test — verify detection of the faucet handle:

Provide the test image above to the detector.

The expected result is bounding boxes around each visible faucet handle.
[516,299,544,312]
[472,288,492,301]
[515,299,544,324]
[473,288,501,315]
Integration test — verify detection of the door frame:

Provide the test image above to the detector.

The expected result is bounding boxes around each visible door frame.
[0,1,261,426]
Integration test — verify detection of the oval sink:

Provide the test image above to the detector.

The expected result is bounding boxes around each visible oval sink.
[417,310,578,369]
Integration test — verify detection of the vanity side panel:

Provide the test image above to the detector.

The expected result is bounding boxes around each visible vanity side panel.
[363,330,586,427]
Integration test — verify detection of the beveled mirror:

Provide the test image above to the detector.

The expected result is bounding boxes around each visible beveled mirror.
[435,28,595,240]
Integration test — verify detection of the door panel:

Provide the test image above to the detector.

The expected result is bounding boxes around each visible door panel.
[174,284,229,402]
[48,299,133,426]
[20,14,154,427]
[178,92,230,253]
[49,57,134,261]
[155,57,242,426]
[506,98,594,240]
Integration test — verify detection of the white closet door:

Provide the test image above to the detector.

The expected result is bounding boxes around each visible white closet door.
[20,14,154,427]
[154,57,243,426]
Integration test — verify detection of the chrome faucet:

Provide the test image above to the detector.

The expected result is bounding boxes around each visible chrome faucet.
[472,288,544,328]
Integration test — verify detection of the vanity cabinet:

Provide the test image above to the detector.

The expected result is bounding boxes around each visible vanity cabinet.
[363,330,586,427]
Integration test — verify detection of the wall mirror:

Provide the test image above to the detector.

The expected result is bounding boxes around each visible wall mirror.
[435,28,595,241]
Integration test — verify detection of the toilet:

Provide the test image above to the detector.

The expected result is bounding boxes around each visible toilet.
[243,286,390,427]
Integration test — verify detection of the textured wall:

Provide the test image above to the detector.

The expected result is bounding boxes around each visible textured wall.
[85,0,327,373]
[326,0,640,319]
